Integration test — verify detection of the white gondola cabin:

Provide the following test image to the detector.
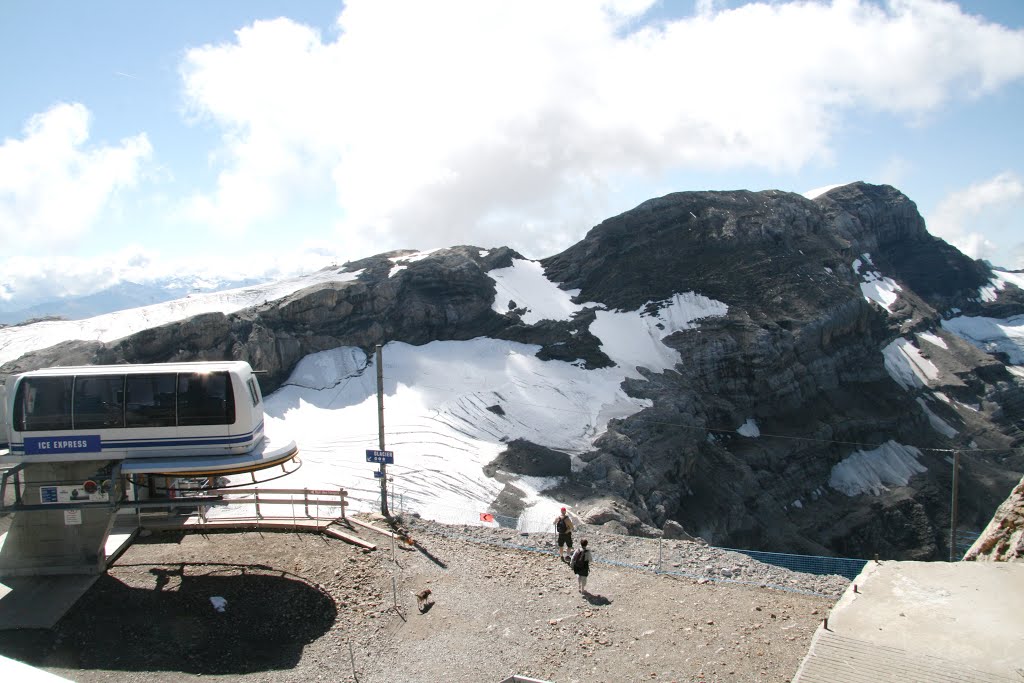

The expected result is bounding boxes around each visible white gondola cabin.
[1,361,273,468]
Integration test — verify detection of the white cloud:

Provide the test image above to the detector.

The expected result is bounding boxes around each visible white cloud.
[0,103,152,246]
[876,156,912,188]
[0,246,220,306]
[179,0,1024,258]
[927,171,1024,268]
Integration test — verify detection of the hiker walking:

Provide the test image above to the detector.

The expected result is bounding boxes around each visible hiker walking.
[570,539,592,594]
[554,506,574,562]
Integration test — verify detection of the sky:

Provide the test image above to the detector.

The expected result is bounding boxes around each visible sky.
[2,0,1024,308]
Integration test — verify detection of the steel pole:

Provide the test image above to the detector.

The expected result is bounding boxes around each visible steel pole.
[377,344,390,517]
[949,450,960,562]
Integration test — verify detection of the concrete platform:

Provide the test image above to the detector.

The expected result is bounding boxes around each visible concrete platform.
[0,529,136,630]
[0,654,73,681]
[793,561,1024,682]
[0,574,101,629]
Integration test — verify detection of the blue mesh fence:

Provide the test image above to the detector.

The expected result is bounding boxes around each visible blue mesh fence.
[955,530,981,559]
[716,547,867,581]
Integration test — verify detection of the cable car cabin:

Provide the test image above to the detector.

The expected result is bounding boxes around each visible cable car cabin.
[1,361,265,464]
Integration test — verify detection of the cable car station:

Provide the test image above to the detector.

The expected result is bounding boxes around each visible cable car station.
[0,362,304,628]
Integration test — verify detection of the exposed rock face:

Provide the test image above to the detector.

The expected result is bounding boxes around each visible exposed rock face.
[964,474,1024,562]
[1,248,523,392]
[483,439,571,478]
[3,183,1022,561]
[541,183,1023,559]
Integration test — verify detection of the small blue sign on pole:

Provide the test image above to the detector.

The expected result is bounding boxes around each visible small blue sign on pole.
[365,449,394,464]
[373,470,384,478]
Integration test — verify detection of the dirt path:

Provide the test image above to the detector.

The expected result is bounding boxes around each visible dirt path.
[0,516,838,682]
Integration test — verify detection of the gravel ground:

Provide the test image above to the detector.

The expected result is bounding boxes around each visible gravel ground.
[0,514,844,683]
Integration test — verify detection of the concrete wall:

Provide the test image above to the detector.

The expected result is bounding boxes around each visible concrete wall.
[0,461,117,576]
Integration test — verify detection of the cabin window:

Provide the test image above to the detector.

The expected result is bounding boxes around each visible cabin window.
[246,377,261,407]
[125,374,177,427]
[14,377,74,431]
[73,375,126,429]
[177,372,236,426]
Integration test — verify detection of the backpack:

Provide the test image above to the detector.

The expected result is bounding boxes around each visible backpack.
[569,548,584,572]
[555,515,568,533]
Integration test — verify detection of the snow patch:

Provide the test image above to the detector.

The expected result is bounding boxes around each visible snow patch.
[829,441,927,496]
[802,183,844,199]
[980,269,1024,302]
[979,284,1000,303]
[917,332,947,350]
[942,314,1024,365]
[487,259,595,324]
[853,256,901,313]
[882,338,940,390]
[915,397,958,438]
[390,248,441,264]
[283,347,369,391]
[591,292,728,378]
[737,419,760,437]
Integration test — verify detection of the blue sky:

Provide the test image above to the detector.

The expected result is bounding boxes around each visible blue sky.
[1,0,1023,306]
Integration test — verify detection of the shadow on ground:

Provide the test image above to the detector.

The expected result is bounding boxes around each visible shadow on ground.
[0,564,336,675]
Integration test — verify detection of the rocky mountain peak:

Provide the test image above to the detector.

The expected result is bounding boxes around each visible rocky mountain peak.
[3,181,1022,561]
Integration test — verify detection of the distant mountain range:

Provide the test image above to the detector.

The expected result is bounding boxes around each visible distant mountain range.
[0,276,268,326]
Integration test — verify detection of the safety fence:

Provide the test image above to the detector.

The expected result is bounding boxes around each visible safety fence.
[718,548,867,580]
[954,529,981,558]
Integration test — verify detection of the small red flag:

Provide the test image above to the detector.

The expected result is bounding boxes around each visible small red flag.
[479,512,495,523]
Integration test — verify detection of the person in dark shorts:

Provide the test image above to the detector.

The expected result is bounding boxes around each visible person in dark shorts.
[554,507,574,562]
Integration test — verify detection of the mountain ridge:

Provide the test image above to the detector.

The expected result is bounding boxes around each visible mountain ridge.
[0,276,269,326]
[2,181,1022,561]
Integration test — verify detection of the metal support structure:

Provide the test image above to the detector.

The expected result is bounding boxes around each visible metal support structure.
[949,450,960,562]
[0,463,27,513]
[376,344,390,517]
[108,463,123,511]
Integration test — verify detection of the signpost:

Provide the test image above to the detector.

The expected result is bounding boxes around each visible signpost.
[365,450,394,465]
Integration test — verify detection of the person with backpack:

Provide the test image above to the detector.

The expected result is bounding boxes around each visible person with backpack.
[570,539,592,594]
[554,507,574,562]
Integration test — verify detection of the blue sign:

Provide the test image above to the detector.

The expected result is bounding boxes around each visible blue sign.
[365,449,394,464]
[373,470,384,478]
[25,435,101,455]
[40,486,59,503]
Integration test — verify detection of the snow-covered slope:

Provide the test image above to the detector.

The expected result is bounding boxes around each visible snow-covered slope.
[250,259,729,528]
